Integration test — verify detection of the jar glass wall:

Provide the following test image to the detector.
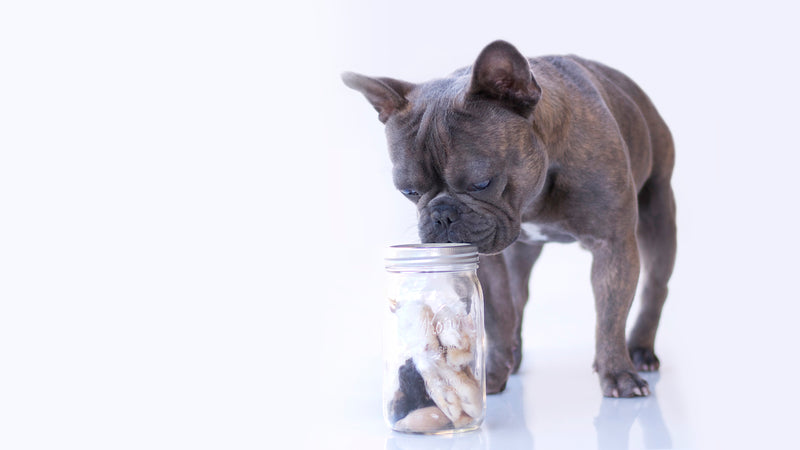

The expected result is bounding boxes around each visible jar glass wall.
[383,244,486,434]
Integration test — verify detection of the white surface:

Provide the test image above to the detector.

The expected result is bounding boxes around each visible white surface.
[1,1,799,449]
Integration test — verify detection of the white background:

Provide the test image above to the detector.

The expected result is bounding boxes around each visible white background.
[1,1,798,449]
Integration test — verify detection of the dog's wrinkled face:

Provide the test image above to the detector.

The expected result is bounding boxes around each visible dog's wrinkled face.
[387,93,544,254]
[344,41,548,254]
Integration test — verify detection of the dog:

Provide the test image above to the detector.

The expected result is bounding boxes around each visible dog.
[342,40,676,397]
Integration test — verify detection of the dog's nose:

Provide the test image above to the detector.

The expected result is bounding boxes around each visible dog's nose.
[430,203,459,230]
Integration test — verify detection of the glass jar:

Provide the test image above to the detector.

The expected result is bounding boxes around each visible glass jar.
[383,243,486,434]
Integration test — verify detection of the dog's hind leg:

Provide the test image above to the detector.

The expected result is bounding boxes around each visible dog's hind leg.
[628,176,677,371]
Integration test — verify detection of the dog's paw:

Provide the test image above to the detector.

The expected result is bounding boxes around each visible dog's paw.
[599,370,650,398]
[486,367,509,394]
[511,344,523,374]
[486,354,513,394]
[629,347,660,372]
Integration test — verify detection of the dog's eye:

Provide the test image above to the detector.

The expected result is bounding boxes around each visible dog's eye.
[468,179,491,192]
[400,189,420,197]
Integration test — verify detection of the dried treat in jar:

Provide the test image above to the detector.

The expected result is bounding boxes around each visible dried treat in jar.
[393,406,452,433]
[387,358,435,423]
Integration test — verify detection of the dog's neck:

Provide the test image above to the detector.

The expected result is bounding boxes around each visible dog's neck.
[531,80,570,149]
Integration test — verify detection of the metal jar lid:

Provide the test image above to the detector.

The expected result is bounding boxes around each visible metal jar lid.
[384,243,479,272]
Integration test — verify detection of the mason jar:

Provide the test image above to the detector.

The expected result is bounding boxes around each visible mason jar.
[383,243,486,434]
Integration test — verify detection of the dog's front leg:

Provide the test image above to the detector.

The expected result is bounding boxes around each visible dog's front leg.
[589,233,650,397]
[477,252,517,394]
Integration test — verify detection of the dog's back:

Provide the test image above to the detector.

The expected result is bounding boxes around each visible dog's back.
[533,55,674,192]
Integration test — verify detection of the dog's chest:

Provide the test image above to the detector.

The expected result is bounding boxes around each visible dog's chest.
[518,222,577,244]
[520,223,548,242]
[519,222,549,242]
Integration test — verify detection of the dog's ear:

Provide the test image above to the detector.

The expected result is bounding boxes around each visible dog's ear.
[468,40,541,117]
[342,72,415,123]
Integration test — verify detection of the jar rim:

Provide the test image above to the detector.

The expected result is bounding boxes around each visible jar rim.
[384,243,479,272]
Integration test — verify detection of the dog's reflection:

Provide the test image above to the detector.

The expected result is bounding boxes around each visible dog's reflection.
[594,372,672,449]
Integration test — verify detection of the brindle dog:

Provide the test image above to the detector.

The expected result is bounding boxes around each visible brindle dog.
[343,40,676,397]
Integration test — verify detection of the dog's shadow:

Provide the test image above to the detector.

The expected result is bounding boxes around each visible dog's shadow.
[594,372,673,450]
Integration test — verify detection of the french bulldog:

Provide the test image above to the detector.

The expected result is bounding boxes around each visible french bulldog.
[342,40,676,398]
